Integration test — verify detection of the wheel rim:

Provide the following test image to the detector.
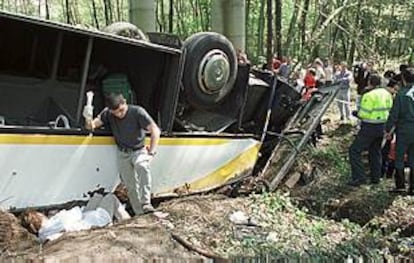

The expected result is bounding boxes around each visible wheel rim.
[197,49,230,94]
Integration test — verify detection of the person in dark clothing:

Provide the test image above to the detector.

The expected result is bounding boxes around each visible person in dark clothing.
[348,74,393,186]
[384,70,396,80]
[381,79,400,177]
[354,61,374,95]
[84,93,161,215]
[385,67,414,194]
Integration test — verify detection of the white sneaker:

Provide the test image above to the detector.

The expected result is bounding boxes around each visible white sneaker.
[142,204,155,213]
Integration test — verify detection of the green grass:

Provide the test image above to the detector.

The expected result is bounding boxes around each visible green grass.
[310,144,350,180]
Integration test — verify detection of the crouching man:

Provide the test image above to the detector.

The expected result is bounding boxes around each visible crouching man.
[84,93,161,215]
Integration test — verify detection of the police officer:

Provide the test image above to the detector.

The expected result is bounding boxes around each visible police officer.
[348,74,393,186]
[385,67,414,194]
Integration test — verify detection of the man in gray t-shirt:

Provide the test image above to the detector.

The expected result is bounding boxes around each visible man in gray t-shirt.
[84,93,161,215]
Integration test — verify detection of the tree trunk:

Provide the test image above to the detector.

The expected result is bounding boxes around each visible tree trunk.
[245,0,250,53]
[108,0,113,23]
[72,0,81,24]
[201,0,210,31]
[45,0,49,19]
[284,0,299,56]
[65,0,70,24]
[299,0,310,58]
[310,0,323,58]
[174,0,185,36]
[155,0,162,31]
[189,0,199,30]
[120,0,124,20]
[103,0,113,26]
[91,0,99,28]
[212,0,245,50]
[115,0,121,21]
[129,0,156,32]
[169,0,173,32]
[227,0,246,50]
[348,0,363,65]
[211,0,224,34]
[384,2,394,64]
[274,0,282,57]
[330,0,343,58]
[257,0,265,57]
[196,0,204,32]
[19,0,25,14]
[266,0,272,63]
[407,7,414,63]
[160,0,166,32]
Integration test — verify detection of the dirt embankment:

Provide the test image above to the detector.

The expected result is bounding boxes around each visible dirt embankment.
[2,107,414,261]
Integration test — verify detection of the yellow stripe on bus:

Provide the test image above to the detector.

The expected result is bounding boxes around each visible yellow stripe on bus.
[0,134,232,146]
[188,144,260,190]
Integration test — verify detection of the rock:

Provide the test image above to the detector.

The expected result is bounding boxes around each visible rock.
[285,172,302,188]
[229,211,249,225]
[266,231,279,242]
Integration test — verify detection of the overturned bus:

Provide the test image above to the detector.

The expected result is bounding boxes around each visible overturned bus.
[0,11,339,210]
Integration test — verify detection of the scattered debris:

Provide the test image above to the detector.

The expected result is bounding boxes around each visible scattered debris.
[285,172,302,188]
[229,211,249,225]
[171,233,224,260]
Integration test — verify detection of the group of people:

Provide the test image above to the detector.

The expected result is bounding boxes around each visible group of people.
[347,64,414,195]
[284,56,414,195]
[297,58,351,117]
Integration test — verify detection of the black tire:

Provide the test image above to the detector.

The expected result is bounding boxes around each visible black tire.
[102,22,148,41]
[182,32,237,109]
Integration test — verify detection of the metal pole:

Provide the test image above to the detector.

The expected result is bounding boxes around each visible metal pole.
[268,86,339,190]
[51,32,63,80]
[260,76,277,143]
[76,37,94,124]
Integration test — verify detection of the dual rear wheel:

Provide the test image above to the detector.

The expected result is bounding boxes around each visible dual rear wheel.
[103,23,238,110]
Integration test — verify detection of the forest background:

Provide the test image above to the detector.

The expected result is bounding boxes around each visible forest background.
[1,0,413,67]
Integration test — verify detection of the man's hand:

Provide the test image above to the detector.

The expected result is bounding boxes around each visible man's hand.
[351,110,358,118]
[385,132,393,141]
[146,122,161,157]
[145,145,156,156]
[82,105,94,121]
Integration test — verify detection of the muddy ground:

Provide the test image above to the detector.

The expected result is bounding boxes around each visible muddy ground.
[1,105,414,261]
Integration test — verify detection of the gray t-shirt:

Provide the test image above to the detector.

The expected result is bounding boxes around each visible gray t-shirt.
[99,105,154,149]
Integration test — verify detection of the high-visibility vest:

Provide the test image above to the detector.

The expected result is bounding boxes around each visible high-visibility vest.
[358,87,393,123]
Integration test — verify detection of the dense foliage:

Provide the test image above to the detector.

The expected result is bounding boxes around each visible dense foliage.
[1,0,413,65]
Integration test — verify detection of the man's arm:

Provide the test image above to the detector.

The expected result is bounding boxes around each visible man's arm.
[146,122,161,155]
[83,105,105,131]
[385,96,400,133]
[85,117,104,131]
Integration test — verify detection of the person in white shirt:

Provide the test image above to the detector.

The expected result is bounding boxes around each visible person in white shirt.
[313,58,326,87]
[324,58,334,86]
[334,62,353,122]
[21,193,130,242]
